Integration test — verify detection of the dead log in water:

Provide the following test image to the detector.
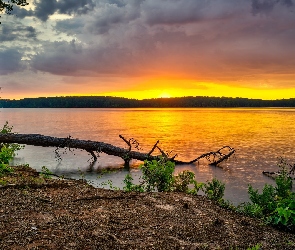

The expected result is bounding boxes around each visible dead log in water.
[263,157,295,181]
[0,133,235,167]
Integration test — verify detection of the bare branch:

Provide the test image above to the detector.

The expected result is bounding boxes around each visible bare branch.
[148,140,159,156]
[119,134,131,151]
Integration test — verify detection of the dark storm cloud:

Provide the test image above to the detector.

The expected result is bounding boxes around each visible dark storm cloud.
[4,0,293,91]
[55,17,85,35]
[33,0,95,21]
[30,39,147,76]
[251,0,293,15]
[0,49,25,75]
[34,0,56,21]
[24,26,38,39]
[0,25,18,41]
[0,24,38,41]
[57,0,96,15]
[141,0,245,25]
[31,0,295,86]
[10,5,34,19]
[142,0,207,25]
[82,0,142,35]
[30,40,87,75]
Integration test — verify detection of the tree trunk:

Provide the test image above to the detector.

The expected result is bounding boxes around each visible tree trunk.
[0,133,235,167]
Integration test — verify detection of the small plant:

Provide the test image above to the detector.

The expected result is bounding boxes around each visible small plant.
[40,166,52,179]
[0,179,7,186]
[239,157,295,231]
[247,184,276,215]
[123,174,145,192]
[78,168,86,180]
[100,179,120,190]
[0,122,24,176]
[173,170,196,193]
[238,202,263,218]
[203,178,225,201]
[123,159,205,194]
[0,163,13,177]
[140,157,175,192]
[276,157,293,199]
[268,199,295,229]
[246,243,261,250]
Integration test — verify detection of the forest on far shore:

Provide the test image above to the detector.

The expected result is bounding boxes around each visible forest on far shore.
[1,96,295,108]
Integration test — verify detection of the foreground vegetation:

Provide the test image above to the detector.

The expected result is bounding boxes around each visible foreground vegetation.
[0,122,23,177]
[1,122,294,249]
[119,156,295,233]
[2,170,294,249]
[1,121,295,233]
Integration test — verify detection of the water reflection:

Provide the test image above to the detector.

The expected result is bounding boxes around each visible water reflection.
[3,108,295,205]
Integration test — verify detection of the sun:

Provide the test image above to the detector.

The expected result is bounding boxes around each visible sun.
[158,92,171,98]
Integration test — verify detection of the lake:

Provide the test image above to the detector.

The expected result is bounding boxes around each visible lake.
[1,108,295,205]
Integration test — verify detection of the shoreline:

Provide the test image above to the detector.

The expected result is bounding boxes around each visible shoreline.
[0,166,295,249]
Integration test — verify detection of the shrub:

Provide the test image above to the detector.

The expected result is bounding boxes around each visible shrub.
[140,157,175,192]
[240,158,295,231]
[247,184,276,215]
[122,158,231,209]
[40,166,52,179]
[0,122,24,163]
[238,202,264,218]
[276,157,293,199]
[123,174,145,192]
[268,199,295,229]
[123,158,203,194]
[173,170,196,193]
[0,122,24,176]
[0,163,13,177]
[203,178,225,201]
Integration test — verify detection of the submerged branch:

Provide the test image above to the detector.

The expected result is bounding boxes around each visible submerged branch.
[0,133,235,166]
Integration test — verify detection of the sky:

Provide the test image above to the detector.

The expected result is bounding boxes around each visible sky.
[0,0,295,100]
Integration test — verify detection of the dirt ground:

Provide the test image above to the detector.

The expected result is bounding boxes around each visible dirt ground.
[0,166,295,250]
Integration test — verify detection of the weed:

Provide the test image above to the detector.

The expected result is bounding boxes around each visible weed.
[0,163,13,177]
[0,122,24,177]
[100,179,120,190]
[267,199,295,229]
[203,178,225,201]
[78,168,85,180]
[238,202,263,218]
[0,179,7,186]
[40,166,52,179]
[140,157,175,192]
[247,184,276,215]
[276,157,293,198]
[246,243,261,250]
[123,174,145,192]
[239,158,295,231]
[173,170,196,193]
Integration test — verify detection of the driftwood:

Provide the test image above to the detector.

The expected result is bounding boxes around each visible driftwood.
[263,167,295,180]
[262,157,295,181]
[0,133,235,167]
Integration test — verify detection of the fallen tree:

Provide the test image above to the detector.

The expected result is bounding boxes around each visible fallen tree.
[0,133,235,167]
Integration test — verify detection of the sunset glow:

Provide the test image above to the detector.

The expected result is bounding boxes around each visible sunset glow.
[158,93,171,99]
[1,0,295,100]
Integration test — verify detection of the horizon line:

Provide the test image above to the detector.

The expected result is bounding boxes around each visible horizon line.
[2,95,295,102]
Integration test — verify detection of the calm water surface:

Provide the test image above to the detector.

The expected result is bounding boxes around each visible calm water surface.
[1,108,295,204]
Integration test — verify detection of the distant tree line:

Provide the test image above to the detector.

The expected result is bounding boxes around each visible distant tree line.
[1,96,295,108]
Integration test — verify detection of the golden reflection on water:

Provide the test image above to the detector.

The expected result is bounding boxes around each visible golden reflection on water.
[2,108,295,204]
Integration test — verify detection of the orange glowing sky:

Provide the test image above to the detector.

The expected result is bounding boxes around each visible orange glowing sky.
[1,0,295,100]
